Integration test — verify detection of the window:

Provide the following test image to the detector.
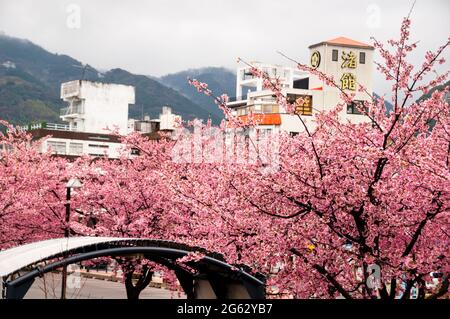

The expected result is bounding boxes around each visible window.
[237,107,248,116]
[68,99,84,114]
[243,71,255,81]
[47,141,66,154]
[69,142,83,155]
[257,128,271,133]
[263,104,274,113]
[359,52,366,64]
[88,144,108,148]
[293,78,309,89]
[261,104,280,114]
[347,100,367,115]
[88,153,107,157]
[273,105,279,113]
[256,128,272,141]
[88,144,109,157]
[332,49,338,61]
[251,105,261,114]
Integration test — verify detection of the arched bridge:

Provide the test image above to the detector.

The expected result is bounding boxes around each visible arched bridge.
[0,237,265,299]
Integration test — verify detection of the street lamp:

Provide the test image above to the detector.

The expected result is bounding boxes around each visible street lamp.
[61,178,82,300]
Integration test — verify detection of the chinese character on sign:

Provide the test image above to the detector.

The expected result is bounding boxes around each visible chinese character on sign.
[341,51,357,69]
[341,73,356,90]
[291,95,313,115]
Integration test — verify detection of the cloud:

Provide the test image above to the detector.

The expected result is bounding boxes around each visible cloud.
[0,0,448,96]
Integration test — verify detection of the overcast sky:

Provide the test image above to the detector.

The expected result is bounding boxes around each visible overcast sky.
[0,0,448,94]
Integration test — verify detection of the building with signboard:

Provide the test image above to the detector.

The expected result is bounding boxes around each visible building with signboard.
[19,80,181,159]
[226,37,374,134]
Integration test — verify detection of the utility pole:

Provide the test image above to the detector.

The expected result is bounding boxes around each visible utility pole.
[61,178,81,299]
[60,186,71,299]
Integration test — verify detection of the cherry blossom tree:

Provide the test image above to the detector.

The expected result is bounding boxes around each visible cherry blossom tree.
[70,137,187,299]
[156,16,449,299]
[0,122,73,248]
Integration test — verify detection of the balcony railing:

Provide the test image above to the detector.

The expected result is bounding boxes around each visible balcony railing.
[228,95,248,103]
[45,123,78,131]
[16,122,78,132]
[60,104,84,116]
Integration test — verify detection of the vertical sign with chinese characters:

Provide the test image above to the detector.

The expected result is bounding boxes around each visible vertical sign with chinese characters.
[340,51,357,90]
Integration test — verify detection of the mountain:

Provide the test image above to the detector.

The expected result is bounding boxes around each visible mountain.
[0,35,81,124]
[159,67,236,122]
[0,34,215,125]
[416,80,450,102]
[0,65,62,124]
[374,79,450,115]
[0,35,86,97]
[373,93,394,114]
[100,68,216,122]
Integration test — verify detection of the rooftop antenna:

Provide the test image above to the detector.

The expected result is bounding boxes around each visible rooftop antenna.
[72,63,95,80]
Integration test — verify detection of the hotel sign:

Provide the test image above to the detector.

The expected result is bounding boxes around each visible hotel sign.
[341,73,356,91]
[341,50,357,91]
[288,94,313,116]
[341,51,357,69]
[310,51,321,69]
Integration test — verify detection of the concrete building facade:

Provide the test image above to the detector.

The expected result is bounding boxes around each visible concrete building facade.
[60,80,135,136]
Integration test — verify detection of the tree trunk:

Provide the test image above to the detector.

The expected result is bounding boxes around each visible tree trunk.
[124,266,153,300]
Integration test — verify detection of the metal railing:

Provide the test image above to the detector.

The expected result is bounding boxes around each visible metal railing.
[60,104,84,116]
[16,122,78,132]
[228,95,248,103]
[45,123,78,131]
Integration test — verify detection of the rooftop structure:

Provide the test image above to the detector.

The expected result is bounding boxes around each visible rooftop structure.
[309,36,374,49]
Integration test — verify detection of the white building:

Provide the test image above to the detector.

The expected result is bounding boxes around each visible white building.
[23,80,181,159]
[159,106,182,131]
[127,106,181,134]
[60,80,135,135]
[227,37,374,134]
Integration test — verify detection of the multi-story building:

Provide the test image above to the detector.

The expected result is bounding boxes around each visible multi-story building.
[60,80,134,136]
[19,80,181,159]
[226,37,374,134]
